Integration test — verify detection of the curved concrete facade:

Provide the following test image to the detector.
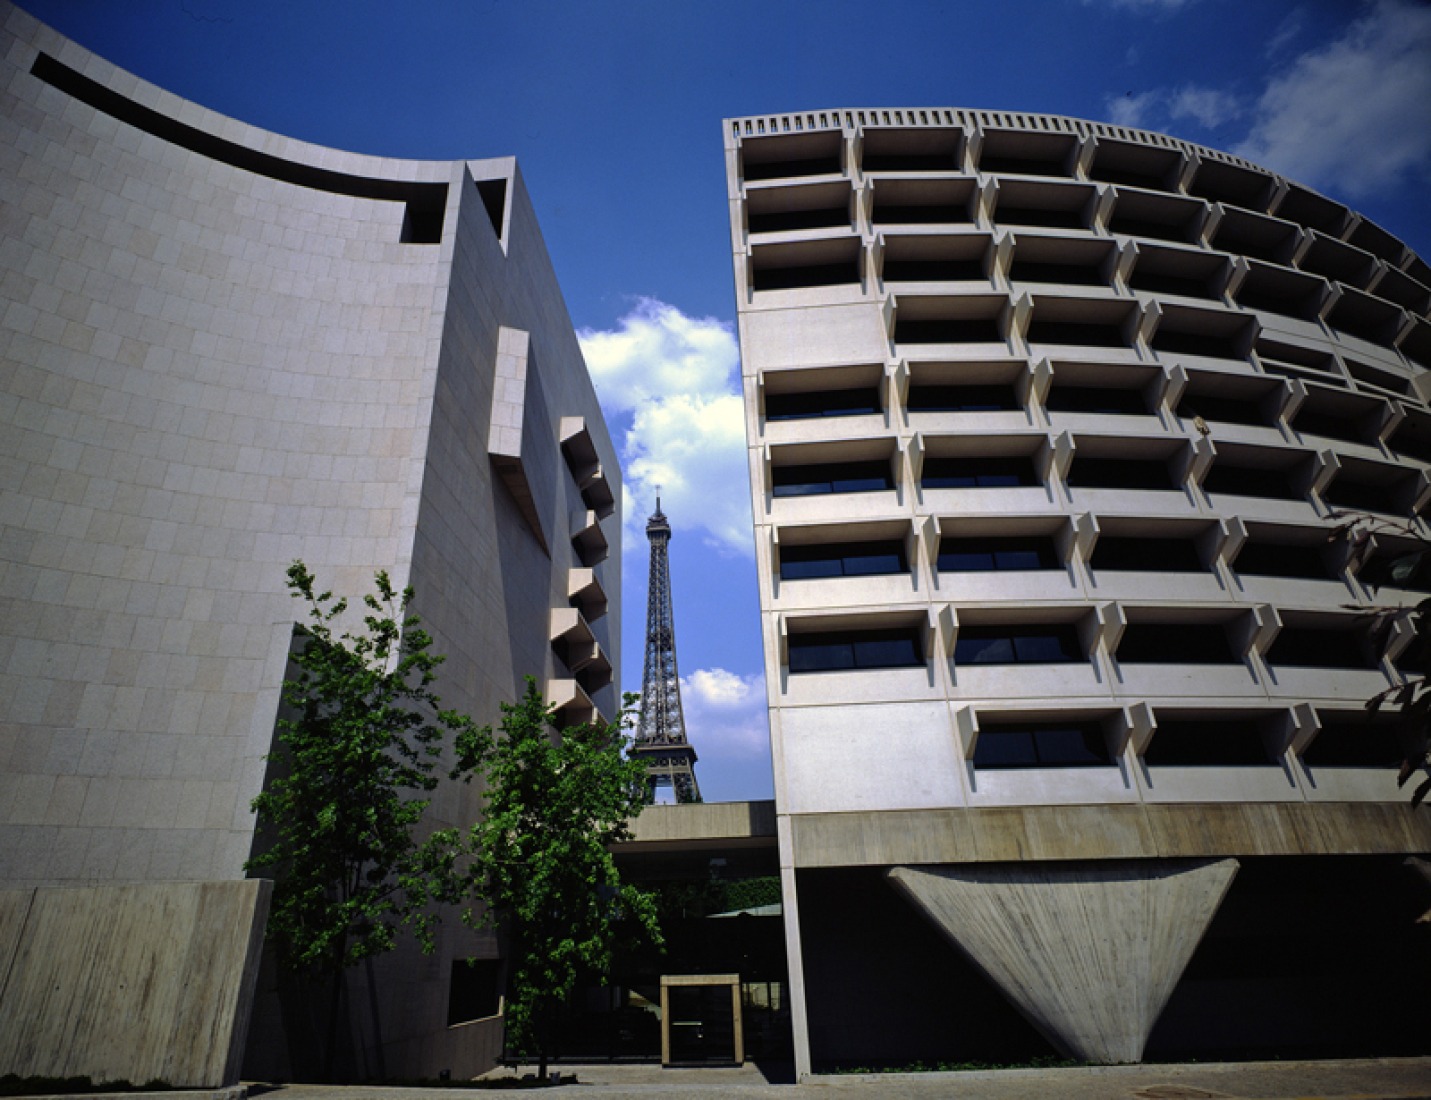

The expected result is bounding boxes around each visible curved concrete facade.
[724,108,1431,1074]
[1,3,618,1081]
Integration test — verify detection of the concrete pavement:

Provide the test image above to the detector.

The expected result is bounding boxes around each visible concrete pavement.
[239,1057,1431,1099]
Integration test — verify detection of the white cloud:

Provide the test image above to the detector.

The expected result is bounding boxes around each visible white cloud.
[1233,0,1431,199]
[679,667,769,760]
[1107,91,1158,129]
[580,298,753,557]
[1105,85,1241,133]
[1167,87,1242,129]
[1265,7,1306,59]
[579,298,737,411]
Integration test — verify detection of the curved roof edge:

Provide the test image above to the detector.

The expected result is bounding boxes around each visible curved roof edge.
[4,0,460,186]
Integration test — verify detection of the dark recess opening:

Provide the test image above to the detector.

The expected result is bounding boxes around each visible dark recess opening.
[31,52,449,244]
[1117,623,1237,664]
[1091,536,1203,572]
[475,178,508,240]
[1144,720,1270,766]
[448,959,502,1026]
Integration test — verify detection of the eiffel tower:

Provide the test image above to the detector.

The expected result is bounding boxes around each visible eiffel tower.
[632,498,701,803]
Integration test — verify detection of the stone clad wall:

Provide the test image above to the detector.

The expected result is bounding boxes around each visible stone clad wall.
[0,2,620,1080]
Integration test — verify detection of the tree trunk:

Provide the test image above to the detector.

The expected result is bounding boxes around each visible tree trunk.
[323,937,347,1081]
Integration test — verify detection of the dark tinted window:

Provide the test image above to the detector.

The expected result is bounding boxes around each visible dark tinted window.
[939,536,1060,572]
[1045,387,1146,415]
[974,722,1111,768]
[955,624,1082,665]
[1202,464,1300,501]
[780,540,908,580]
[1067,457,1176,490]
[1232,541,1333,580]
[1090,536,1204,573]
[1178,394,1268,427]
[1143,720,1271,766]
[922,454,1039,488]
[771,460,892,497]
[907,383,1019,412]
[1117,624,1237,664]
[766,387,880,420]
[1301,723,1405,768]
[789,627,924,672]
[1265,627,1374,669]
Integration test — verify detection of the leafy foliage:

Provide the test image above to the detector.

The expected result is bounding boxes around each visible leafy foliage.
[1331,512,1431,806]
[455,679,660,1075]
[245,562,477,973]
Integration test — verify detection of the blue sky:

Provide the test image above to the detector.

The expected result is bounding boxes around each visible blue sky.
[19,0,1431,801]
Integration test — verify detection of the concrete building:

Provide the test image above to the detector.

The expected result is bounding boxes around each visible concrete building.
[0,4,618,1085]
[723,108,1431,1076]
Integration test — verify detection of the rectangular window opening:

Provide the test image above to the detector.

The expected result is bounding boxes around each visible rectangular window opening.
[771,459,893,497]
[1090,536,1204,573]
[922,454,1039,489]
[955,624,1083,665]
[789,626,924,673]
[1144,720,1271,766]
[974,721,1112,769]
[780,539,908,580]
[939,535,1060,572]
[1117,623,1237,664]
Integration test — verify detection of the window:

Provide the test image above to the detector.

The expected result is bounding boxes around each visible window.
[448,959,502,1025]
[1143,720,1271,766]
[1202,464,1300,501]
[789,626,923,673]
[973,721,1112,769]
[1116,624,1237,664]
[1359,549,1431,593]
[1321,476,1408,516]
[1232,541,1333,581]
[1025,320,1128,347]
[922,454,1039,489]
[1264,627,1374,670]
[1066,457,1176,491]
[939,535,1060,572]
[780,540,907,580]
[907,383,1019,412]
[766,387,880,420]
[1301,721,1405,768]
[771,460,892,497]
[955,624,1082,665]
[1177,393,1268,428]
[1090,536,1204,573]
[1045,386,1146,415]
[895,317,1003,343]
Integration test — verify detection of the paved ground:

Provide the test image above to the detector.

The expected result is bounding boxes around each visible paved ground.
[234,1058,1431,1099]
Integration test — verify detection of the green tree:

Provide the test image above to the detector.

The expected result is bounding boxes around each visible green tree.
[245,562,477,1076]
[1333,512,1431,805]
[455,679,660,1079]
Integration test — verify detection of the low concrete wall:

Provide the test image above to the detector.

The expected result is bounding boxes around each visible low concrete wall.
[0,880,270,1088]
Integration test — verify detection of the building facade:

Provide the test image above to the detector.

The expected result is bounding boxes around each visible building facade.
[723,107,1431,1076]
[0,4,618,1084]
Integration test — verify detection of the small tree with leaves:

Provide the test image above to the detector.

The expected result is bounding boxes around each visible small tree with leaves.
[455,679,660,1079]
[245,562,478,1077]
[1332,512,1431,805]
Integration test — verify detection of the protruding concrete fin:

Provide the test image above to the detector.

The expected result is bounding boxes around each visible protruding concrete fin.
[886,858,1239,1064]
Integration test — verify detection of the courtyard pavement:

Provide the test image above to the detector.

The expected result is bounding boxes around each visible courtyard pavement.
[236,1057,1431,1099]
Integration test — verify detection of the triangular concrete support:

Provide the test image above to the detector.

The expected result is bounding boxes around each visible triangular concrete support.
[887,858,1238,1064]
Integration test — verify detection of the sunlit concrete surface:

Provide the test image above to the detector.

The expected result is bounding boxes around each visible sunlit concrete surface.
[723,107,1431,1078]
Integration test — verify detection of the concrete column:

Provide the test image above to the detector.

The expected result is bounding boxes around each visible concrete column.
[887,858,1238,1064]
